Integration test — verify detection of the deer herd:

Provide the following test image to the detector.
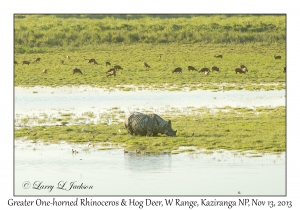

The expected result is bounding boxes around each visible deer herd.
[14,54,286,76]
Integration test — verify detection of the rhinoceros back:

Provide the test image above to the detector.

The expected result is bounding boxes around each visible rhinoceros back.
[124,112,159,136]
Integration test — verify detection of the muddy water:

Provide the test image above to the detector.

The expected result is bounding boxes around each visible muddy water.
[15,140,285,196]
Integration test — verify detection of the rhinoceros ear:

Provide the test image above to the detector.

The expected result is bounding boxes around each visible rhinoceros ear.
[168,120,171,125]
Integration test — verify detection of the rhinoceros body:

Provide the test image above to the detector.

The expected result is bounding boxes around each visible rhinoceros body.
[124,112,177,136]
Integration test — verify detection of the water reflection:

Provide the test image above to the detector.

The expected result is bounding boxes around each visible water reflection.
[15,140,285,196]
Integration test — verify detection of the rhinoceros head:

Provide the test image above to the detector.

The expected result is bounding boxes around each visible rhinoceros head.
[163,120,177,136]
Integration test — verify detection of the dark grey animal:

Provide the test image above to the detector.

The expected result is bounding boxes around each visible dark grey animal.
[124,112,177,137]
[34,57,41,62]
[188,66,197,71]
[211,66,220,72]
[172,67,182,73]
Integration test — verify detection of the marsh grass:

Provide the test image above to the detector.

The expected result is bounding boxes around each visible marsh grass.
[14,14,286,90]
[14,106,286,154]
[14,43,286,90]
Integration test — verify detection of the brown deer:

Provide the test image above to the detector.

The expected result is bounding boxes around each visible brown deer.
[172,67,182,73]
[42,69,47,74]
[214,55,223,59]
[73,67,82,74]
[199,68,210,74]
[211,66,220,73]
[188,66,197,71]
[114,65,123,71]
[85,58,98,64]
[143,62,150,68]
[235,68,248,74]
[22,61,30,65]
[274,55,281,60]
[106,69,116,77]
[34,57,41,62]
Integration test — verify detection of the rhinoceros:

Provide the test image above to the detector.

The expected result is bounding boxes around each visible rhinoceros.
[124,112,177,136]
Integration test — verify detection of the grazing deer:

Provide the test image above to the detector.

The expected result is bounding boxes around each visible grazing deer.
[67,56,71,60]
[172,67,182,73]
[85,58,98,64]
[34,57,41,62]
[214,55,223,59]
[188,66,197,71]
[22,61,30,65]
[114,65,123,71]
[73,67,82,74]
[274,55,281,60]
[106,69,116,77]
[211,66,220,73]
[143,62,150,68]
[42,69,47,74]
[199,68,210,74]
[106,61,111,66]
[235,68,248,74]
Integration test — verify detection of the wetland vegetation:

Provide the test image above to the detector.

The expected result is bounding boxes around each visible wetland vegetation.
[14,14,286,153]
[14,14,286,90]
[14,106,286,154]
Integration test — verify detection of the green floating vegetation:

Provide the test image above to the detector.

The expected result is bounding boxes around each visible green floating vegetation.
[14,106,286,154]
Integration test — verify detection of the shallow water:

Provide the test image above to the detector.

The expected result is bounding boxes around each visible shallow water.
[14,86,285,126]
[14,87,286,196]
[15,140,285,196]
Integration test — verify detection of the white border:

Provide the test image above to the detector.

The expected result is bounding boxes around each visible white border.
[2,0,299,209]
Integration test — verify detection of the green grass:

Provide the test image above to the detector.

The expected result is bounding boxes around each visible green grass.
[14,43,286,90]
[14,106,286,154]
[14,14,285,48]
[14,14,286,90]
